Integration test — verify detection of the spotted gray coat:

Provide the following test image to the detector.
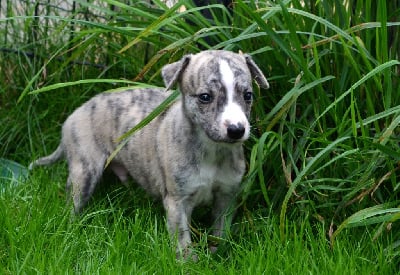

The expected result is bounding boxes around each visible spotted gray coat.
[29,50,269,259]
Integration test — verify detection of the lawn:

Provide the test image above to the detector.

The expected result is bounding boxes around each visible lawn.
[1,168,396,273]
[1,0,399,273]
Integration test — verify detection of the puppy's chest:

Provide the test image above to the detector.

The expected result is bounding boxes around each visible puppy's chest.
[180,152,242,205]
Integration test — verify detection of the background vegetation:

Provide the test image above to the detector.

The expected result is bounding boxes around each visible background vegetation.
[1,0,399,273]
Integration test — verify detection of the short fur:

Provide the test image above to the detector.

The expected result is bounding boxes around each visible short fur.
[29,50,269,259]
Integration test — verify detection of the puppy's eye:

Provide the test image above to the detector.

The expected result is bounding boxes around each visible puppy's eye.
[198,93,213,103]
[243,92,253,101]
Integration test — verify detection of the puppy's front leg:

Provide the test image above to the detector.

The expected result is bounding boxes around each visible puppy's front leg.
[210,191,237,252]
[163,195,196,260]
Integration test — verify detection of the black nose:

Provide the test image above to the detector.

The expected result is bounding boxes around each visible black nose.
[227,123,245,140]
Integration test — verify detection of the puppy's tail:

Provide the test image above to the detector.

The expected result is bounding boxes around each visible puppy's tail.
[29,144,64,170]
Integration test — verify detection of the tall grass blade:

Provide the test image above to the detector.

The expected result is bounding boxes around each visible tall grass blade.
[311,60,400,129]
[330,204,400,246]
[105,90,180,168]
[28,80,148,95]
[280,136,350,241]
[263,75,335,130]
[118,2,183,53]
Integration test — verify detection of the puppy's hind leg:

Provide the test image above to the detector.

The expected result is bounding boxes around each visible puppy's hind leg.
[67,155,106,214]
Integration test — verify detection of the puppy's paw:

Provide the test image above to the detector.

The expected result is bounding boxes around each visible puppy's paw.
[209,245,218,254]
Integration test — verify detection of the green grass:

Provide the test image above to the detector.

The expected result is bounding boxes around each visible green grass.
[0,168,397,273]
[1,0,400,272]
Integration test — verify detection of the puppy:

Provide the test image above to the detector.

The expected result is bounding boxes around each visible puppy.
[29,50,269,259]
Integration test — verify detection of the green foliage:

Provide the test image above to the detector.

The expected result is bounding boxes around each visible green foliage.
[1,0,400,271]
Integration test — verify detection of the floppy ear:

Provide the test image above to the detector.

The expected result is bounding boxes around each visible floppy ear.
[244,54,270,89]
[161,55,192,91]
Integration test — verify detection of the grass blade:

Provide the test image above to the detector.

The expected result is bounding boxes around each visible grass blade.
[105,89,180,168]
[311,60,400,130]
[330,204,400,246]
[280,136,350,240]
[28,80,149,95]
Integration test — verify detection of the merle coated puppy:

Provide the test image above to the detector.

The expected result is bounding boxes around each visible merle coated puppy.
[29,50,269,259]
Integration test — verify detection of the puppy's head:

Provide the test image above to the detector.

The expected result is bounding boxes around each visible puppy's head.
[162,50,269,143]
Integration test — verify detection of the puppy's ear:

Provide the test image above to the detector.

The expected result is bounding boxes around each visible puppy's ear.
[244,54,270,89]
[161,55,192,90]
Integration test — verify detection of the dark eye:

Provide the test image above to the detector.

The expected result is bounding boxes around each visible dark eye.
[244,91,253,101]
[198,93,213,103]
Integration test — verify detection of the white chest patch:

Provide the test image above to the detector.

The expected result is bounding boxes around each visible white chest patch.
[184,148,220,204]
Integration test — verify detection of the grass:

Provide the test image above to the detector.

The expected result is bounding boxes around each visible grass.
[1,0,400,272]
[1,167,397,273]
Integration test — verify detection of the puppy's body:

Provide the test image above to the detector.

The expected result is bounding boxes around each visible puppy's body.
[30,50,269,258]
